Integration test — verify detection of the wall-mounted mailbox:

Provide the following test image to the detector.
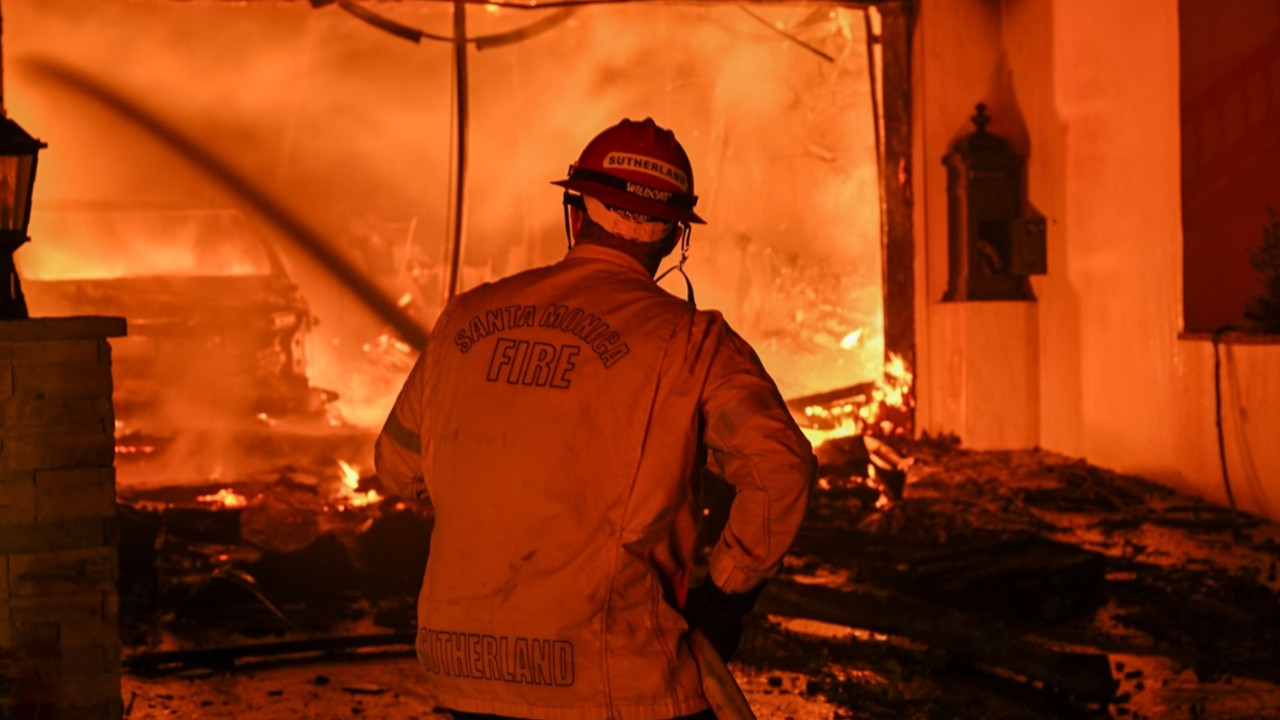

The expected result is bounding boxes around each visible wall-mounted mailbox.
[943,104,1046,301]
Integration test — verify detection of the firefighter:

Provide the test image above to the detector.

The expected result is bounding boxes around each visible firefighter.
[375,117,816,720]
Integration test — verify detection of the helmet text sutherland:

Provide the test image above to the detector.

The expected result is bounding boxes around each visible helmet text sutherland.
[603,152,689,192]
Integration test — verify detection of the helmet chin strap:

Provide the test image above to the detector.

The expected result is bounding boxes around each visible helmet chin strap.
[655,223,696,308]
[562,192,578,251]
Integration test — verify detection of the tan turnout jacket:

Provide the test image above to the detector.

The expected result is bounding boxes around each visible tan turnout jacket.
[375,243,816,720]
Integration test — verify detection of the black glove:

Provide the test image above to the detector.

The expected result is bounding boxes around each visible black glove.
[682,579,765,661]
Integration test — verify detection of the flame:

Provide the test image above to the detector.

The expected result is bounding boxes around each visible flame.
[879,353,913,409]
[338,459,360,489]
[799,352,914,448]
[21,209,274,281]
[18,2,887,494]
[336,460,382,509]
[197,488,248,509]
[800,416,862,448]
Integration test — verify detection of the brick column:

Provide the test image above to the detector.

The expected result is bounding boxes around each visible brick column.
[1,316,126,720]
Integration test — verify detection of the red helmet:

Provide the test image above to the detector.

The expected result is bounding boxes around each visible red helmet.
[553,118,705,224]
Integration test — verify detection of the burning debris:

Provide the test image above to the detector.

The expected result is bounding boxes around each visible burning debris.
[117,460,424,651]
[794,352,916,443]
[737,439,1280,719]
[111,437,1280,720]
[772,351,920,511]
[195,488,249,510]
[20,208,359,485]
[24,208,330,417]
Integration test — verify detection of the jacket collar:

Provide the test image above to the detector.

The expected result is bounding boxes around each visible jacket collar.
[565,242,655,281]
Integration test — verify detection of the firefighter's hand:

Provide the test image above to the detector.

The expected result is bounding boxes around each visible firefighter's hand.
[683,579,765,661]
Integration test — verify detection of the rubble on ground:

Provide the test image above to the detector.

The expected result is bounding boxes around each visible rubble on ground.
[117,436,1280,720]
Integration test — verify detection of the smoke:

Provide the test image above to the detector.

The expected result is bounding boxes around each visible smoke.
[7,0,883,446]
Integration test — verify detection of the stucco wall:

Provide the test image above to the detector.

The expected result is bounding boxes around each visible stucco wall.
[913,0,1043,449]
[914,0,1280,520]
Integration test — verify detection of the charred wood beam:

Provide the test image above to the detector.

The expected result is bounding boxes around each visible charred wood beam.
[879,2,916,422]
[447,0,471,300]
[757,579,1118,704]
[0,5,6,114]
[338,0,439,43]
[124,633,416,676]
[737,4,835,63]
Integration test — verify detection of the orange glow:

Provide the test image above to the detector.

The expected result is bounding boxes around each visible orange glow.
[196,488,248,509]
[362,332,413,356]
[800,416,862,449]
[20,209,274,281]
[338,459,360,489]
[800,352,914,448]
[336,460,382,509]
[12,0,887,493]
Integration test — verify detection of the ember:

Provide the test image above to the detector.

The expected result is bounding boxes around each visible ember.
[336,460,382,510]
[196,488,250,509]
[799,352,916,448]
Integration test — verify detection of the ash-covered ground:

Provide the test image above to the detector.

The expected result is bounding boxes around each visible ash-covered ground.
[118,437,1280,720]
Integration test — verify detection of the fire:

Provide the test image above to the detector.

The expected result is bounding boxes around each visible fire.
[196,488,248,509]
[800,417,862,448]
[16,0,888,496]
[336,460,382,509]
[869,465,893,509]
[877,353,913,409]
[21,209,274,281]
[799,352,914,448]
[338,459,360,488]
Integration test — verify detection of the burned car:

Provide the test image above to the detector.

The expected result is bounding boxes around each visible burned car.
[23,208,337,465]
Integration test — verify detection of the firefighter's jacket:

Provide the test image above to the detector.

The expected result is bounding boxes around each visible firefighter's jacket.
[375,243,816,720]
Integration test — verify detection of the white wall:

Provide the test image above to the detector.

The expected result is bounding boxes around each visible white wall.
[914,0,1280,520]
[913,0,1044,449]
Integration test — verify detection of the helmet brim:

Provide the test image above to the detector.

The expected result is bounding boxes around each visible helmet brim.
[553,178,705,224]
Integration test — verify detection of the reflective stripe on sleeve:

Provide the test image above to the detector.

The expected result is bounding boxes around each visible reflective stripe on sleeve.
[382,411,422,454]
[709,391,785,441]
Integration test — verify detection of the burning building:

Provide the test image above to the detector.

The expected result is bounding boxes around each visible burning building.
[1,0,1279,719]
[11,0,893,478]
